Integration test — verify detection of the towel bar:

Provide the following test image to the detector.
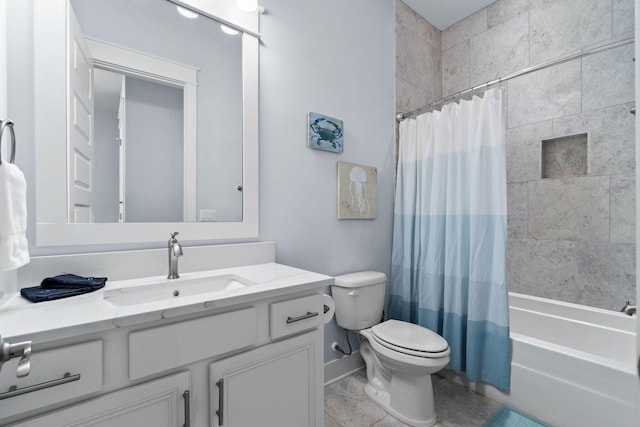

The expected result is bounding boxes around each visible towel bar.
[0,119,16,165]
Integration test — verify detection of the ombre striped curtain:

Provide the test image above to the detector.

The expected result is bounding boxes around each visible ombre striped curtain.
[388,88,510,390]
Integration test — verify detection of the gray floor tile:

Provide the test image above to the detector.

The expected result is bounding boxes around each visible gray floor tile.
[325,412,343,427]
[324,370,388,427]
[325,370,499,427]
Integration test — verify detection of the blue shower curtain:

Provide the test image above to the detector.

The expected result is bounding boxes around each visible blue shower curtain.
[388,88,510,391]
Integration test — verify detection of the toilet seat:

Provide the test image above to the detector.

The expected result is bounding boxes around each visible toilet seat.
[371,320,449,358]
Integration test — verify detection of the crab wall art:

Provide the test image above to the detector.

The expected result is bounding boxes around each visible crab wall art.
[308,112,344,153]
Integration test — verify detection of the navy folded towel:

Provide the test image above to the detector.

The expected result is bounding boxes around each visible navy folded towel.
[20,274,108,303]
[41,274,107,290]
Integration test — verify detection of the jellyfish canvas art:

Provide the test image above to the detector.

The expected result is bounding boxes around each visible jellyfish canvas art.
[337,161,377,219]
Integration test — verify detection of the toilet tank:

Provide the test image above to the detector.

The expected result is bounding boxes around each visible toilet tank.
[332,271,386,330]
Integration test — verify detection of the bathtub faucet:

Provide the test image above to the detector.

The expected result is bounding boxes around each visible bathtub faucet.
[620,300,636,316]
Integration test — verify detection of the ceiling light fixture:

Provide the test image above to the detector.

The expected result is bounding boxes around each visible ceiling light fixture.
[176,5,198,19]
[220,24,240,35]
[236,0,258,12]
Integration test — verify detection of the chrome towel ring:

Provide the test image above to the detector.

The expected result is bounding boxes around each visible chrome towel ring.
[0,119,16,165]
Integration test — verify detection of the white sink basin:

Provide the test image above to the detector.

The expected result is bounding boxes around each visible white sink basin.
[103,274,254,306]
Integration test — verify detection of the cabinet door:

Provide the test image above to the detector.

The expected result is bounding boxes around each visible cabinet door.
[15,371,190,427]
[210,330,323,427]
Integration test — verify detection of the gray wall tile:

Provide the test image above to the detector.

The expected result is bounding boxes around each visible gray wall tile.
[573,241,635,310]
[506,140,540,183]
[396,1,442,114]
[416,13,442,50]
[470,13,530,87]
[505,121,551,183]
[611,174,636,244]
[530,0,612,64]
[396,77,427,113]
[507,238,635,310]
[507,238,580,301]
[528,175,610,242]
[442,42,470,96]
[488,0,538,28]
[508,182,528,238]
[508,60,581,127]
[613,0,635,37]
[396,0,417,33]
[396,23,409,81]
[442,8,488,51]
[552,103,635,175]
[582,44,635,112]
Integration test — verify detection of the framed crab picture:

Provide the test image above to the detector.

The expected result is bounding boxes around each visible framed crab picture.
[308,112,344,153]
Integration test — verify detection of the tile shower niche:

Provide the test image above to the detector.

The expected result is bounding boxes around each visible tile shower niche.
[541,133,588,178]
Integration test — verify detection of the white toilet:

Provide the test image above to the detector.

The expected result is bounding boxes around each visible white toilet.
[332,271,450,427]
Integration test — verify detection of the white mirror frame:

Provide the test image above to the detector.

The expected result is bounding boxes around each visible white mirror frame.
[33,0,259,246]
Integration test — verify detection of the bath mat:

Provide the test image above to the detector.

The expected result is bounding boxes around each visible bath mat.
[483,406,549,427]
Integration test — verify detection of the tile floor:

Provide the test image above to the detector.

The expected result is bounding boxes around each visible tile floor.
[324,369,501,427]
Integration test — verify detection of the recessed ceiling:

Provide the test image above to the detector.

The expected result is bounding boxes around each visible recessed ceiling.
[402,0,497,31]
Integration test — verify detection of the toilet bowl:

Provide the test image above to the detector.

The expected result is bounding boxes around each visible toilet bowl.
[332,272,450,427]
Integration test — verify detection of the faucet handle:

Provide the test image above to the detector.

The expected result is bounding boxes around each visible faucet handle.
[16,342,31,378]
[170,232,179,239]
[0,336,32,377]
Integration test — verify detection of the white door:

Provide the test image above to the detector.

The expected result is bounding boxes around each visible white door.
[117,75,126,222]
[67,4,94,223]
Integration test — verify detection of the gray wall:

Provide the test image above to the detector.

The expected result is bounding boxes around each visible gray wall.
[93,109,119,223]
[125,76,184,222]
[397,0,635,311]
[259,0,396,363]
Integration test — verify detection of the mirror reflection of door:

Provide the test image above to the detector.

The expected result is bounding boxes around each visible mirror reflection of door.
[67,6,94,223]
[93,69,184,223]
[67,0,244,224]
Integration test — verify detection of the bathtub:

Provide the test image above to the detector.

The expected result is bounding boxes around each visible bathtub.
[444,292,638,427]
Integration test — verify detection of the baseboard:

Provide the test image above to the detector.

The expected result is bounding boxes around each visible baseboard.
[324,350,365,385]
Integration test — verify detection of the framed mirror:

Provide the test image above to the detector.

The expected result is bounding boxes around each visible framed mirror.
[30,0,259,246]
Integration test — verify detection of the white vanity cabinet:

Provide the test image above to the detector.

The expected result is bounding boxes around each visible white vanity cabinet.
[13,372,191,427]
[210,330,322,427]
[1,288,334,427]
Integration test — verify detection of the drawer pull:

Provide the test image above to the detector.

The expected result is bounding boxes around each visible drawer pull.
[0,372,81,400]
[183,390,191,427]
[216,379,224,426]
[286,311,319,324]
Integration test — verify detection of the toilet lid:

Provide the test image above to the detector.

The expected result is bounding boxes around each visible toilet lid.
[371,320,448,354]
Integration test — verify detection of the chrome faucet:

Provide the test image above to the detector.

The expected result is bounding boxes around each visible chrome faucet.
[620,300,636,316]
[168,232,183,279]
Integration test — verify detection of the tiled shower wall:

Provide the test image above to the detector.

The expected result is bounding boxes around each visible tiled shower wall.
[395,1,441,113]
[396,0,636,310]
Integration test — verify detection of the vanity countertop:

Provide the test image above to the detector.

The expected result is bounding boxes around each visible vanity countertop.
[0,263,333,343]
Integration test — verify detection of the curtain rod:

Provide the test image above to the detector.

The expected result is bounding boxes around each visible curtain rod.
[397,37,634,122]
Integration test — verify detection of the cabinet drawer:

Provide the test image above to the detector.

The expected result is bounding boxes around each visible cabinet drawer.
[0,340,103,421]
[13,371,190,427]
[129,307,257,379]
[270,294,334,339]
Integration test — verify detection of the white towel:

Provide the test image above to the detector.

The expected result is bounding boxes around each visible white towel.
[0,162,29,271]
